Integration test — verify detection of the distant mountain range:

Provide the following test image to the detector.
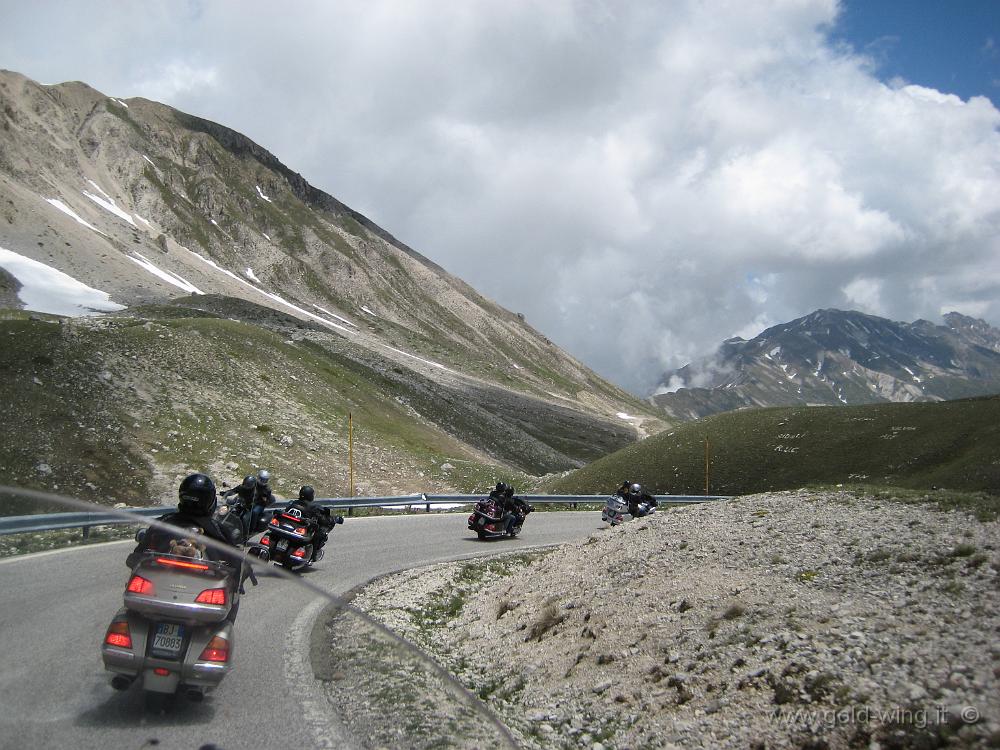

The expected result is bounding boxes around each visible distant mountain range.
[651,309,1000,422]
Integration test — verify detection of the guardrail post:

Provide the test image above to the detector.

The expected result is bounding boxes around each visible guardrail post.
[572,502,577,509]
[422,494,430,513]
[348,507,354,517]
[82,525,90,541]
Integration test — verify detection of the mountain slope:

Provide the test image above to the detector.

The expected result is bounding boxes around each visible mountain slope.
[546,395,1000,497]
[652,308,1000,421]
[0,70,664,507]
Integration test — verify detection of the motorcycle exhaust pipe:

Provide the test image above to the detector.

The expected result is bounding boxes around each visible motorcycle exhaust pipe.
[110,675,134,691]
[186,688,204,703]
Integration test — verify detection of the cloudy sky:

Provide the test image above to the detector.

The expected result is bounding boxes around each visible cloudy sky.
[2,0,999,393]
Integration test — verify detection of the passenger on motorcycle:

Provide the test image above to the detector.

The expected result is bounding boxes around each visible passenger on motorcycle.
[501,485,533,534]
[247,469,277,535]
[489,482,509,502]
[626,482,658,518]
[222,475,256,529]
[284,485,336,561]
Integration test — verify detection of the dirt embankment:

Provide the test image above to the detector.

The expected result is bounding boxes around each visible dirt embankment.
[346,491,1000,749]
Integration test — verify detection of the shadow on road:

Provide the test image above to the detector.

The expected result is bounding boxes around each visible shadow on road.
[75,685,216,729]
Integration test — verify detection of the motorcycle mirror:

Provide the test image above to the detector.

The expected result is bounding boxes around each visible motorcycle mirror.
[335,516,344,525]
[134,528,146,543]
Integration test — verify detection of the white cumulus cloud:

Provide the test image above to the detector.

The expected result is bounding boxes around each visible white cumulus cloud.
[2,0,999,393]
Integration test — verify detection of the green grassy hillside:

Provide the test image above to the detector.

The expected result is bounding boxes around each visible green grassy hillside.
[546,396,1000,496]
[0,298,647,514]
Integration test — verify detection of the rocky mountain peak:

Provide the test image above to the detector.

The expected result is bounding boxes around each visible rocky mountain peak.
[652,308,1000,422]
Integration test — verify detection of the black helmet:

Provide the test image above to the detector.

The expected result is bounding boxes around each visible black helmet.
[298,485,315,503]
[629,483,642,495]
[178,473,217,515]
[504,485,515,498]
[494,482,509,495]
[242,475,257,490]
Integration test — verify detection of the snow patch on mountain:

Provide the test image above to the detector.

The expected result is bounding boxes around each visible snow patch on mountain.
[0,246,125,315]
[244,267,261,283]
[127,252,203,294]
[381,344,451,372]
[184,248,355,336]
[312,304,357,328]
[255,185,272,203]
[45,198,106,235]
[361,305,378,317]
[82,185,136,227]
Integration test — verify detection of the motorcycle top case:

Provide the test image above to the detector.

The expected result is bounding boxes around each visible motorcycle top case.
[124,553,236,624]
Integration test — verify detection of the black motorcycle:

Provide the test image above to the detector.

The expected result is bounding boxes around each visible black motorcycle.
[248,506,342,571]
[468,498,532,539]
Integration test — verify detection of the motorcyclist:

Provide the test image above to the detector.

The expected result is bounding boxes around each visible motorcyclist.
[501,485,533,534]
[284,485,336,561]
[247,469,277,535]
[125,473,251,622]
[626,482,657,518]
[222,475,257,531]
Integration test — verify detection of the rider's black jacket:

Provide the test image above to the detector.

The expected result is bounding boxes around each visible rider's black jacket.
[253,485,276,508]
[125,511,241,569]
[501,493,531,516]
[222,485,255,508]
[627,491,657,517]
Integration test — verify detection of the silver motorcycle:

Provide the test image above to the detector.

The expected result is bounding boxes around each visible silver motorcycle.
[101,533,244,703]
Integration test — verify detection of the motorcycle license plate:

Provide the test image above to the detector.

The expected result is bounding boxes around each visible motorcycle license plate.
[151,623,185,658]
[276,539,288,551]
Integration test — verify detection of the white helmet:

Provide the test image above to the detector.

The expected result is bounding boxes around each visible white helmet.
[257,469,271,486]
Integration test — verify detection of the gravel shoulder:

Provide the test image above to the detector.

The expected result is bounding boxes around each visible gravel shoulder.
[344,490,1000,749]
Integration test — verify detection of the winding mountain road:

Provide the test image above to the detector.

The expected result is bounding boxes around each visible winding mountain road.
[0,511,600,749]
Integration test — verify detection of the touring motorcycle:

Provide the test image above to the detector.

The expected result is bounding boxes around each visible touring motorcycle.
[468,498,532,539]
[101,532,245,703]
[248,506,343,570]
[602,494,628,525]
[602,494,657,525]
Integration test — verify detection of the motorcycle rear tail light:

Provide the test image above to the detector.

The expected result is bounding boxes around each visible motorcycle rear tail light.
[126,575,154,595]
[155,557,210,571]
[199,636,229,662]
[194,588,227,605]
[153,668,171,676]
[104,621,132,649]
[269,517,278,526]
[292,547,307,558]
[294,526,308,535]
[260,535,271,546]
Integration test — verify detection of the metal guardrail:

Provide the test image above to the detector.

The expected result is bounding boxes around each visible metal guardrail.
[0,494,730,537]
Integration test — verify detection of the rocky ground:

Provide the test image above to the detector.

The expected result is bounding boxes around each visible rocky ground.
[344,490,1000,749]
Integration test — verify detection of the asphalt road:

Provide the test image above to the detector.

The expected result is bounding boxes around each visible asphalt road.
[0,511,602,750]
